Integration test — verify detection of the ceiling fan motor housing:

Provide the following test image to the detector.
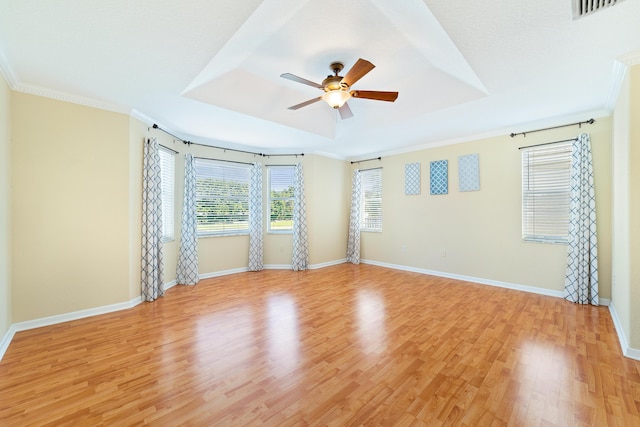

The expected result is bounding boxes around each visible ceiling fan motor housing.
[322,61,349,92]
[322,75,348,92]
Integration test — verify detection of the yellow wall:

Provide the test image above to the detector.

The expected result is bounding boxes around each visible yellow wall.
[157,139,350,277]
[11,93,132,322]
[358,118,612,298]
[628,64,640,347]
[612,67,632,344]
[304,154,350,265]
[612,62,640,349]
[128,117,146,299]
[0,77,11,337]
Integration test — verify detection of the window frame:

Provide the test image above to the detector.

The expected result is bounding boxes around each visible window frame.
[194,158,251,237]
[158,146,176,242]
[360,168,383,232]
[267,165,295,234]
[521,141,572,244]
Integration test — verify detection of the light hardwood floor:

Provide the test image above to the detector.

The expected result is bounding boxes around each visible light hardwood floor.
[1,264,639,426]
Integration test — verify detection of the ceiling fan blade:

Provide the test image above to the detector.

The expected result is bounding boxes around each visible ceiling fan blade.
[338,102,353,120]
[287,96,322,110]
[341,58,375,87]
[280,73,323,89]
[351,90,398,102]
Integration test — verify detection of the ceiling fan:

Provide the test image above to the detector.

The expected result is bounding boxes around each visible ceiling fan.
[280,58,399,120]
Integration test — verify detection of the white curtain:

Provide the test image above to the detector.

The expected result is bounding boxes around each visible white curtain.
[248,162,264,271]
[346,169,361,264]
[292,162,309,271]
[176,153,200,285]
[141,138,165,301]
[564,133,599,305]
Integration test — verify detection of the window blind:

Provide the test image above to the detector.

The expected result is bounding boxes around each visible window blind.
[158,147,175,241]
[360,168,382,232]
[521,141,572,243]
[268,166,294,232]
[194,159,251,235]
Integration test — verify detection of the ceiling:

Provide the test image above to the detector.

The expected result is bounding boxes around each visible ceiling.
[1,0,639,159]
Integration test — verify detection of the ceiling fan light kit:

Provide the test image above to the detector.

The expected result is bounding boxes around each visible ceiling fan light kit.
[281,58,398,119]
[322,89,351,108]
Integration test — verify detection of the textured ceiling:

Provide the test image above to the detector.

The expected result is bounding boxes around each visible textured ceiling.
[0,0,639,159]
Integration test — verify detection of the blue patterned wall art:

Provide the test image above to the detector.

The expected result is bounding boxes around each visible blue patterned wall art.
[405,163,421,195]
[458,153,480,192]
[430,160,448,195]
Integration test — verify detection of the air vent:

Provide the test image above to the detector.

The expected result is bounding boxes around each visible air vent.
[573,0,624,19]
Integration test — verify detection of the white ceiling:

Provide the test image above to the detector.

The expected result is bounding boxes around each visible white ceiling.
[1,0,639,159]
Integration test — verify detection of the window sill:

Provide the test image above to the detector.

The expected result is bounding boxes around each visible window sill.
[198,232,249,239]
[523,238,568,245]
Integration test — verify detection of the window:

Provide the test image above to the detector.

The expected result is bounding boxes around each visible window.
[158,147,175,241]
[360,168,382,232]
[268,166,294,232]
[521,141,572,243]
[195,159,251,236]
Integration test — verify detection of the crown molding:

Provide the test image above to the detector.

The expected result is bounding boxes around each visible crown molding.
[619,50,640,67]
[14,83,130,114]
[0,45,131,114]
[351,109,611,161]
[605,50,640,111]
[0,45,18,88]
[606,60,628,112]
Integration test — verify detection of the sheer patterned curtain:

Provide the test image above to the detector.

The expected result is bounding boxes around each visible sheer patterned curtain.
[346,169,361,264]
[564,133,599,305]
[176,153,200,285]
[292,162,309,271]
[248,162,264,271]
[141,138,165,301]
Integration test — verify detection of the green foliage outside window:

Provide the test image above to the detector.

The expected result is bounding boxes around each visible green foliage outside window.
[270,185,294,230]
[196,177,249,233]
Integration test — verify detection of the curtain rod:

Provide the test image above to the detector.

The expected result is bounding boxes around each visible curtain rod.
[151,124,265,157]
[194,156,253,166]
[264,153,304,158]
[351,156,381,164]
[151,124,305,158]
[518,137,577,150]
[510,118,594,138]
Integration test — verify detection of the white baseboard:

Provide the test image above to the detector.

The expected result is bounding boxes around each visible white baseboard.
[361,259,616,306]
[264,264,291,270]
[362,259,567,298]
[0,326,15,363]
[0,295,143,361]
[310,258,347,269]
[199,267,249,280]
[262,259,347,271]
[609,301,640,361]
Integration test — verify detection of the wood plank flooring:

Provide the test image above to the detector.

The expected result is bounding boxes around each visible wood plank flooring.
[1,264,639,426]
